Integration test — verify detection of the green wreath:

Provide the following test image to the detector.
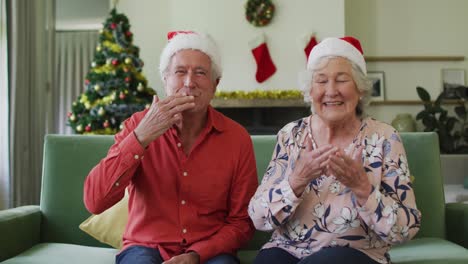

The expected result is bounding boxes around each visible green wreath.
[245,0,275,27]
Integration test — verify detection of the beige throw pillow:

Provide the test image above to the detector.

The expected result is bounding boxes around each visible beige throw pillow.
[79,192,129,249]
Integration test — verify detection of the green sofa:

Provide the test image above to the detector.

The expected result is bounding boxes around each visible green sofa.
[1,133,467,263]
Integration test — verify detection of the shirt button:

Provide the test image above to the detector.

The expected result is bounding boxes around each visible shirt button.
[115,182,120,187]
[183,171,188,177]
[182,228,187,234]
[177,142,182,148]
[134,154,139,160]
[181,200,186,205]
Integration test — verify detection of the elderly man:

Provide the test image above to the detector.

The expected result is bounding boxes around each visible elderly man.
[84,31,258,264]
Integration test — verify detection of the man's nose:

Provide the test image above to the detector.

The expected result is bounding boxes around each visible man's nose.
[184,73,195,88]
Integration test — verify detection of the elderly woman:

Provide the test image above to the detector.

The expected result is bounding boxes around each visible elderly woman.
[248,37,421,264]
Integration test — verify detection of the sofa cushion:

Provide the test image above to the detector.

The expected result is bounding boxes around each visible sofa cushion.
[0,243,118,264]
[79,192,128,249]
[388,237,468,264]
[238,238,468,264]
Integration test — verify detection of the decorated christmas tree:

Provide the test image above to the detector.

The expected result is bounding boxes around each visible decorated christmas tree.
[68,8,155,134]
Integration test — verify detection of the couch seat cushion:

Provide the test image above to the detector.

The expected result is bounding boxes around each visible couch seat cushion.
[1,243,118,264]
[389,237,468,264]
[238,238,468,264]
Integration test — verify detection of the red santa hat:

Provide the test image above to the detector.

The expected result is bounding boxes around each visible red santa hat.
[159,31,222,78]
[307,36,366,75]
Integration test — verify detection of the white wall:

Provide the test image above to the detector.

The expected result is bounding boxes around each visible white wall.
[56,0,109,30]
[346,0,468,123]
[117,0,345,97]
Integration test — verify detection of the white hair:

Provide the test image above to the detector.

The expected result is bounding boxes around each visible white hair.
[298,56,371,117]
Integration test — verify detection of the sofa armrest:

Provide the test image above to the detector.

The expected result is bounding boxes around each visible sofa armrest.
[0,205,42,261]
[446,202,468,248]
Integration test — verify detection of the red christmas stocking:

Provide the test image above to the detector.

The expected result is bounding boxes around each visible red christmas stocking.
[249,34,276,83]
[302,33,318,59]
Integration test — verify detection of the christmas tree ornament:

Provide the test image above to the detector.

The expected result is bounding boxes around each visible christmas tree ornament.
[85,124,92,132]
[301,33,318,60]
[72,102,77,106]
[125,31,132,37]
[125,57,132,64]
[110,23,117,29]
[84,102,91,109]
[96,45,102,52]
[91,62,97,67]
[119,92,126,100]
[76,125,83,132]
[112,59,119,66]
[119,123,124,130]
[249,34,276,83]
[85,79,90,85]
[145,104,150,109]
[106,58,112,66]
[137,83,144,92]
[70,114,76,122]
[98,107,105,116]
[111,92,116,101]
[125,77,131,83]
[103,120,110,128]
[245,0,275,27]
[123,67,129,73]
[94,84,101,91]
[67,112,72,117]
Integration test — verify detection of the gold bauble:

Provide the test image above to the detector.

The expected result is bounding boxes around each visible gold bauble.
[76,125,83,132]
[124,57,132,64]
[94,84,101,91]
[98,107,105,116]
[84,102,91,109]
[145,104,150,109]
[70,114,76,121]
[110,93,116,101]
[137,83,144,92]
[96,45,102,52]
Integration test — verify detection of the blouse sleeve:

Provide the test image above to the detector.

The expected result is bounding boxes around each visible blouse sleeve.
[248,130,304,231]
[357,130,422,245]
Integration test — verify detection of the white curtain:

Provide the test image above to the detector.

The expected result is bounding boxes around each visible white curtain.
[54,31,98,134]
[0,0,9,209]
[9,0,55,206]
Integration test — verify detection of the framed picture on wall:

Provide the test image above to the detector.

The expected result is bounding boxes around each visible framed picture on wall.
[367,71,385,101]
[442,68,465,99]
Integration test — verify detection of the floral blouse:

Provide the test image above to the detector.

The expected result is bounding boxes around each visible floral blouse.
[248,116,421,263]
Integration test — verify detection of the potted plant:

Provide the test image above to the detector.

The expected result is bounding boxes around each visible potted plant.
[416,86,468,153]
[416,86,468,190]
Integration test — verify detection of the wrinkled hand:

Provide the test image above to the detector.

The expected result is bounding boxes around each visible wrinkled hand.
[134,93,195,148]
[289,138,337,197]
[162,252,199,264]
[326,145,372,205]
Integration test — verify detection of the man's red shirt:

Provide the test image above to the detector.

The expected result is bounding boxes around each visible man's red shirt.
[84,106,258,263]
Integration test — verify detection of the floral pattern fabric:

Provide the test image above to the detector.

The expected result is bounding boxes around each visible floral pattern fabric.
[248,116,421,263]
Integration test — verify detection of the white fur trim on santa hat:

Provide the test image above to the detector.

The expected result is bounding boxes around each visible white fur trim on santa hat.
[159,32,222,79]
[307,37,367,75]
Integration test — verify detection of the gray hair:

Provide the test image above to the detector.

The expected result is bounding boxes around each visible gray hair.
[298,56,371,117]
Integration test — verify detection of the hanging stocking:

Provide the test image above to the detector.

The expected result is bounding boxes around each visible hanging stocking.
[301,33,318,60]
[249,34,276,83]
